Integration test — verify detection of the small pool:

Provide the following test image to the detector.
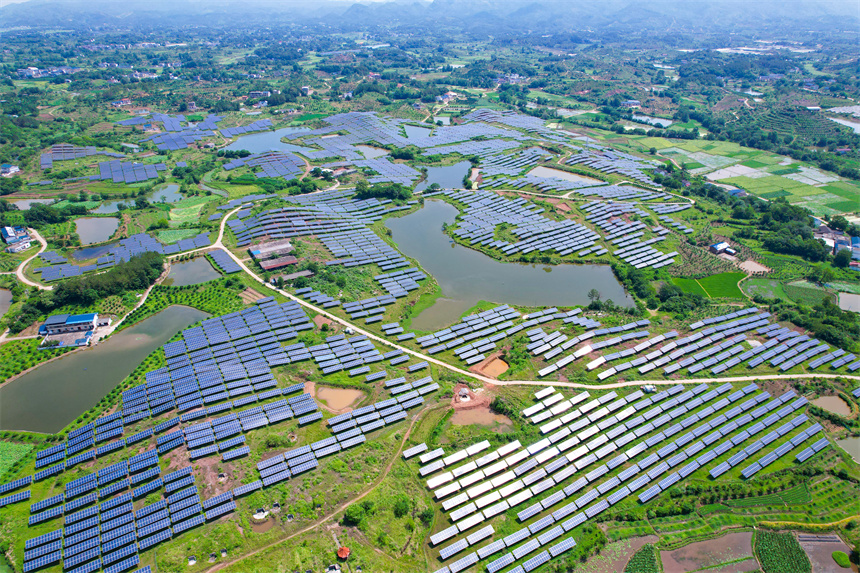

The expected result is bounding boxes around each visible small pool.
[165,257,222,286]
[75,217,119,245]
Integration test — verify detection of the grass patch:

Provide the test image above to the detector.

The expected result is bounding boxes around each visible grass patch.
[157,228,202,244]
[697,272,746,299]
[672,277,709,297]
[742,278,787,300]
[673,272,745,299]
[833,551,851,568]
[784,281,836,305]
[0,442,34,479]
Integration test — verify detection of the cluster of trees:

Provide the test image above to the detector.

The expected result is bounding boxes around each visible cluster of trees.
[354,180,412,202]
[19,203,89,227]
[773,298,860,352]
[657,283,707,316]
[8,253,164,333]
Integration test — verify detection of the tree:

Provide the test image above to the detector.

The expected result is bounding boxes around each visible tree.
[587,288,601,302]
[834,248,852,268]
[343,505,364,526]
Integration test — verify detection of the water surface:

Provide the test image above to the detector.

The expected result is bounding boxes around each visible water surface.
[224,127,311,154]
[415,161,471,193]
[8,198,54,210]
[811,395,852,417]
[92,185,183,214]
[828,117,860,134]
[0,306,209,433]
[527,166,603,185]
[0,290,12,319]
[404,125,432,140]
[631,114,673,128]
[356,145,390,159]
[166,257,222,287]
[75,217,119,245]
[837,437,860,464]
[387,200,632,330]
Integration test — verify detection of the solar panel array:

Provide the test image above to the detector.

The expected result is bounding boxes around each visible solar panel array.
[118,113,225,151]
[207,249,241,274]
[219,119,274,139]
[564,147,660,185]
[426,190,602,258]
[223,151,305,181]
[94,160,168,184]
[36,233,212,282]
[423,382,823,573]
[40,144,125,170]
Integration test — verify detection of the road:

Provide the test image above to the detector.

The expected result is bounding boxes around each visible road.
[175,204,860,390]
[16,229,51,291]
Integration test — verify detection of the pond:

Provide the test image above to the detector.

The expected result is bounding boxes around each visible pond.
[72,243,114,262]
[8,198,54,210]
[386,200,632,330]
[404,124,432,140]
[829,117,860,134]
[812,395,852,417]
[356,145,390,159]
[165,257,222,287]
[527,165,604,186]
[434,116,451,125]
[224,127,311,154]
[91,184,184,214]
[414,161,471,193]
[316,386,364,411]
[0,289,12,319]
[836,437,860,464]
[0,305,209,433]
[75,217,119,245]
[632,114,673,128]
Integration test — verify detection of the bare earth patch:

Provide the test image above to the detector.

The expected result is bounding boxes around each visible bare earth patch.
[798,534,853,572]
[740,260,771,273]
[471,351,509,378]
[240,288,265,304]
[313,314,334,329]
[661,531,754,573]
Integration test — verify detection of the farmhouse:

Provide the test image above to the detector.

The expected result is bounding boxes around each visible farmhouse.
[1,164,20,176]
[39,313,99,336]
[709,241,737,256]
[1,226,29,245]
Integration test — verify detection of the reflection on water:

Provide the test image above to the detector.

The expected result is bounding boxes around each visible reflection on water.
[75,217,119,245]
[8,198,53,210]
[404,124,432,140]
[0,306,209,433]
[0,289,12,319]
[527,166,604,185]
[225,127,311,154]
[386,200,632,331]
[414,161,471,193]
[165,258,222,287]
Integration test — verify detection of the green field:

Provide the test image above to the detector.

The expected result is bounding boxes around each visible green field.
[784,281,837,305]
[673,272,746,299]
[754,531,812,573]
[157,228,202,244]
[0,442,33,479]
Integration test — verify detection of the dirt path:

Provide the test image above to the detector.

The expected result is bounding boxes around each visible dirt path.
[207,404,433,573]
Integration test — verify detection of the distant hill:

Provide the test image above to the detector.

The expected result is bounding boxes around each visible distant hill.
[0,0,856,32]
